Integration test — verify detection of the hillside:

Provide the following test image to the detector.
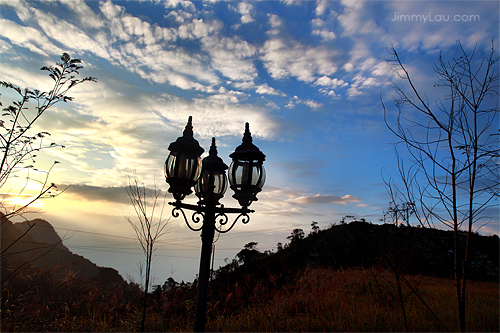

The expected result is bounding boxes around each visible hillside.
[211,221,499,286]
[14,218,71,252]
[1,214,124,286]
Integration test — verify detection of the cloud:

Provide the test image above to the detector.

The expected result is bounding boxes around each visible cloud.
[4,0,222,92]
[268,14,282,28]
[275,156,328,178]
[337,0,375,36]
[237,2,255,24]
[255,83,285,96]
[163,0,196,11]
[285,96,323,110]
[0,62,55,91]
[280,0,302,6]
[312,29,336,41]
[288,194,361,205]
[62,0,105,29]
[202,35,258,82]
[315,76,347,88]
[0,18,62,56]
[63,184,132,205]
[33,9,110,59]
[315,0,329,16]
[260,38,338,83]
[256,187,362,218]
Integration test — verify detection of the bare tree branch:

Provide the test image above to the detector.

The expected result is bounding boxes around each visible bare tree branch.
[382,40,499,332]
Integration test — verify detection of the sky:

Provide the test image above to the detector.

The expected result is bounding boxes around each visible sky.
[0,0,498,285]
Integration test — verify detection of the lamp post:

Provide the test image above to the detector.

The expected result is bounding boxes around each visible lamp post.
[165,116,265,332]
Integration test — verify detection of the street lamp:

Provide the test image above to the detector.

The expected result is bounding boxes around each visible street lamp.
[165,116,266,332]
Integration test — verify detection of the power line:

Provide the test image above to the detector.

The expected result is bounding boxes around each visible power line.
[69,245,223,260]
[17,219,309,253]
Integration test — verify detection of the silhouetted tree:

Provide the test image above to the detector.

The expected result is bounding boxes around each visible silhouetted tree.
[310,221,320,234]
[287,228,305,243]
[382,40,499,332]
[340,215,355,225]
[125,173,169,332]
[382,199,415,227]
[236,242,260,264]
[0,53,96,219]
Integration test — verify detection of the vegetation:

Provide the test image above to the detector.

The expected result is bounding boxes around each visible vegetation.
[0,53,97,219]
[2,218,498,332]
[382,41,499,331]
[125,174,169,332]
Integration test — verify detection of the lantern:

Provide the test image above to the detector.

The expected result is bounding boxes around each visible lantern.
[228,123,266,208]
[165,116,204,201]
[195,138,228,205]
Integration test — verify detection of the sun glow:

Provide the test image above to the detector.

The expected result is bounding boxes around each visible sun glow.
[5,196,45,209]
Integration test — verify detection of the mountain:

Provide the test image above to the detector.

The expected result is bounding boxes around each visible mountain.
[1,214,124,286]
[14,218,70,252]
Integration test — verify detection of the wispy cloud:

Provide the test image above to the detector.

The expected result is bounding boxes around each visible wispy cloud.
[288,193,360,205]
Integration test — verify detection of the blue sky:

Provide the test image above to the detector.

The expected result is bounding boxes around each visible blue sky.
[1,0,498,284]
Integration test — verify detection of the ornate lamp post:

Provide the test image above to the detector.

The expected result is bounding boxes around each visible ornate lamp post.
[165,116,265,332]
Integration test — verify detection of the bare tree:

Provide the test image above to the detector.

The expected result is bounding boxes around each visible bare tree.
[0,53,97,219]
[382,41,499,332]
[125,174,169,332]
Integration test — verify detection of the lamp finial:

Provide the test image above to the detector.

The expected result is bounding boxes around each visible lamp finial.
[183,116,194,137]
[243,122,252,144]
[209,137,218,156]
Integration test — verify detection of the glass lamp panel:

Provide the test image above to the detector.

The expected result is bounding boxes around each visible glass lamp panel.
[165,152,202,182]
[256,164,266,188]
[165,154,176,179]
[228,161,236,187]
[177,153,202,181]
[230,159,256,188]
[250,161,263,186]
[195,170,227,198]
[214,172,228,195]
[195,171,209,195]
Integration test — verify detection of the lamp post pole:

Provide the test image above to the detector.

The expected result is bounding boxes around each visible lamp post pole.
[165,117,266,333]
[194,207,215,332]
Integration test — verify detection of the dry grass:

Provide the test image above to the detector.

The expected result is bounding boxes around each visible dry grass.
[2,265,498,332]
[209,267,499,332]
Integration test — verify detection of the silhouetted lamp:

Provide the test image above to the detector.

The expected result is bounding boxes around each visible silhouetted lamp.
[228,123,266,208]
[194,137,228,205]
[164,116,266,333]
[165,116,204,201]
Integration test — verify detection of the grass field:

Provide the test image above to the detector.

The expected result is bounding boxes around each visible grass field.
[208,267,499,332]
[4,265,497,332]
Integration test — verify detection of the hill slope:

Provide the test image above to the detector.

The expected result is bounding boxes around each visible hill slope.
[1,214,124,286]
[209,221,499,297]
[14,218,70,252]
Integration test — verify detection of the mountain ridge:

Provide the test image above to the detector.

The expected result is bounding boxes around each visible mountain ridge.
[1,214,124,286]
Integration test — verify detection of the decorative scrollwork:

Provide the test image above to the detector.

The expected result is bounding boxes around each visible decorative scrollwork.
[172,207,182,219]
[215,212,229,226]
[215,212,251,233]
[239,213,250,224]
[192,211,204,224]
[172,206,203,232]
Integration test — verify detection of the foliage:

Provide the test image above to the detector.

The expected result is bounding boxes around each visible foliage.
[286,228,305,243]
[0,53,97,218]
[310,221,320,234]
